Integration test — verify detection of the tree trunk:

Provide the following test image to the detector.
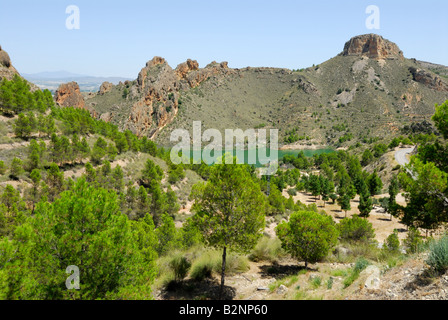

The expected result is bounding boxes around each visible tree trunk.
[219,246,227,300]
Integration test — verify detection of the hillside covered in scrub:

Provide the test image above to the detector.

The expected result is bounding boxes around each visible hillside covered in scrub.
[66,34,448,149]
[2,31,448,301]
[1,62,448,300]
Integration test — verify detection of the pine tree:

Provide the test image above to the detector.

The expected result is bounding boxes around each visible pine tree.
[84,162,96,183]
[136,186,151,220]
[338,190,351,218]
[309,174,321,201]
[191,156,266,299]
[111,165,125,193]
[358,180,373,218]
[0,160,6,175]
[30,169,41,213]
[26,139,41,172]
[166,186,180,215]
[10,157,24,179]
[367,171,383,196]
[276,210,338,269]
[45,163,64,201]
[14,113,32,139]
[388,175,399,221]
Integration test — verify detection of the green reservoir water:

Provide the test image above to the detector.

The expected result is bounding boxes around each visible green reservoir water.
[184,148,334,167]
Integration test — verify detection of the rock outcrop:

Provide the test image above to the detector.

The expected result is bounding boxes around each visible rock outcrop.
[0,45,20,81]
[123,57,234,137]
[54,82,86,109]
[180,60,232,88]
[175,59,199,79]
[98,81,113,95]
[342,34,404,60]
[409,67,448,92]
[0,45,11,68]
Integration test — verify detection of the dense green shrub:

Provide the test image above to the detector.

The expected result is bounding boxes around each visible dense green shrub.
[337,215,375,242]
[276,210,338,268]
[0,75,53,115]
[383,230,400,253]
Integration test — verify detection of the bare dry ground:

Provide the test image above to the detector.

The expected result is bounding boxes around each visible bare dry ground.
[282,189,409,244]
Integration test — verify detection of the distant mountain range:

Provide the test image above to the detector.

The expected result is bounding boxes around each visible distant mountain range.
[22,71,132,92]
[82,34,448,148]
[2,35,448,149]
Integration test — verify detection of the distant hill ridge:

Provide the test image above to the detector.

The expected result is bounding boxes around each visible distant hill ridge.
[2,34,448,148]
[80,34,448,148]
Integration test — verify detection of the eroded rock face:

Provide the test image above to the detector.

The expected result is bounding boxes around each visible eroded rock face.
[55,82,86,109]
[182,61,232,88]
[125,57,234,137]
[0,45,20,81]
[342,34,404,60]
[99,81,113,95]
[409,67,448,92]
[0,45,11,68]
[137,56,167,89]
[175,59,199,79]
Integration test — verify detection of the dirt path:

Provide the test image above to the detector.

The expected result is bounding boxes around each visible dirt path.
[394,147,414,166]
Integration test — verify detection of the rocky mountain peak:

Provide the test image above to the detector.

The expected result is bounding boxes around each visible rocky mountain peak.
[342,34,404,60]
[145,56,167,69]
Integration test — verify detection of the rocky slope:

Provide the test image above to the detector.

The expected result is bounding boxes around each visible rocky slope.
[72,34,448,147]
[0,46,21,81]
[348,253,448,300]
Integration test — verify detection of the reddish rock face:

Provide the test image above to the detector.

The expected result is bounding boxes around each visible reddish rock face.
[175,59,200,79]
[125,57,234,137]
[55,81,85,109]
[98,81,113,95]
[342,34,404,60]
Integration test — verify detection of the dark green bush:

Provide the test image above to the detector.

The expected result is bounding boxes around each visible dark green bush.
[383,230,400,253]
[337,215,375,242]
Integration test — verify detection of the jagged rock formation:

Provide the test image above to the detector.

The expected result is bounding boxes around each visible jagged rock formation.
[342,34,404,60]
[0,45,20,81]
[98,81,113,95]
[409,67,448,92]
[86,34,448,147]
[54,82,86,109]
[87,56,235,138]
[0,46,11,68]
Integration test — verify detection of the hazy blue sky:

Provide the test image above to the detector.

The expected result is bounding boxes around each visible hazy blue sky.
[0,0,447,78]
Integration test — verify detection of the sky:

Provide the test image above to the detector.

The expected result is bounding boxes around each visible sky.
[0,0,447,78]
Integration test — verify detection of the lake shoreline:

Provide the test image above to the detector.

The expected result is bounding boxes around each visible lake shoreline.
[279,144,329,151]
